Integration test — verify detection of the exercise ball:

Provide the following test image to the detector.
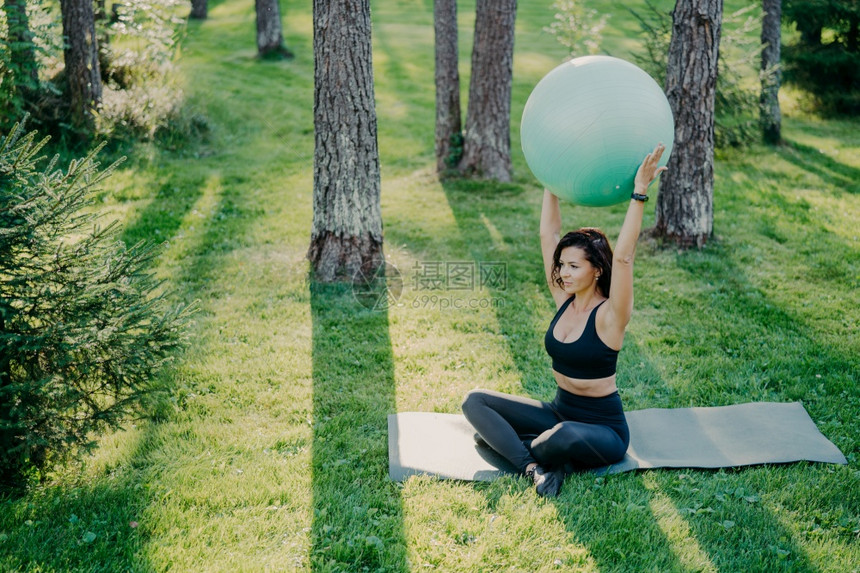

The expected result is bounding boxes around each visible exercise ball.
[520,55,674,207]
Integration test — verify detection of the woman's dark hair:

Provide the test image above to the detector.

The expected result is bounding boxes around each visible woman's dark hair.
[551,228,613,296]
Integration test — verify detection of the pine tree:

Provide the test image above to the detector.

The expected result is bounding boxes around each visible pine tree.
[2,0,40,104]
[0,123,193,486]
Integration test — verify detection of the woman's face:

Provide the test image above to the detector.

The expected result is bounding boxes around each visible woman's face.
[558,246,598,293]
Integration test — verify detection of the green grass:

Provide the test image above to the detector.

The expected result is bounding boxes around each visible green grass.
[1,0,859,571]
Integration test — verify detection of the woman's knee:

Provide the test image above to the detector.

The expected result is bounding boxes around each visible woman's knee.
[461,389,489,416]
[552,423,625,461]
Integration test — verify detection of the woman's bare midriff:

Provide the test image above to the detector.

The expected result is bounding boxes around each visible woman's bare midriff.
[554,370,618,398]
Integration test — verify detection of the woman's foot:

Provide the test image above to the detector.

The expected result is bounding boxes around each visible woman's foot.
[526,464,564,497]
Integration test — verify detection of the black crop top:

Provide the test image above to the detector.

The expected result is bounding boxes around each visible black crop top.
[544,296,619,379]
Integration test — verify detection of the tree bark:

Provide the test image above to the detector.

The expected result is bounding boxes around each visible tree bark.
[434,0,462,175]
[94,0,110,71]
[308,0,383,282]
[60,0,103,132]
[760,0,782,145]
[3,0,39,99]
[458,0,516,182]
[654,0,723,248]
[189,0,207,20]
[256,0,293,59]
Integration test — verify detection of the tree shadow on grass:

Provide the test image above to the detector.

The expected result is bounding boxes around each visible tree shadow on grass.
[605,240,852,571]
[438,179,552,390]
[778,138,860,194]
[669,241,858,424]
[120,170,209,248]
[0,472,156,571]
[631,236,857,570]
[309,282,408,572]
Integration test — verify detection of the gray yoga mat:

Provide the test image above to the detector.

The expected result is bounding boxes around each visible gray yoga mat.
[388,402,847,482]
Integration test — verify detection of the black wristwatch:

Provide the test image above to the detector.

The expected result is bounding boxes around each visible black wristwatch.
[631,193,649,202]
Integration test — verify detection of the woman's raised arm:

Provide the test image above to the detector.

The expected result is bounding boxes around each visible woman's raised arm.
[605,144,667,333]
[540,189,568,306]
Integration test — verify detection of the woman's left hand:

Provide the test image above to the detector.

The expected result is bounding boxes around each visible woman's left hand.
[634,143,668,192]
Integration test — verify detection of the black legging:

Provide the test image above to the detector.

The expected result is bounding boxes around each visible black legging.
[461,387,630,473]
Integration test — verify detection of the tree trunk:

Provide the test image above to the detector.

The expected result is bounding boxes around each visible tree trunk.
[60,0,103,132]
[434,0,462,175]
[308,0,383,282]
[256,0,293,59]
[189,0,207,20]
[458,0,516,182]
[760,0,782,145]
[654,0,723,249]
[3,0,39,99]
[94,0,111,80]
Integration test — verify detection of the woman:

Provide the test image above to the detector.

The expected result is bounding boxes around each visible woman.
[462,144,667,497]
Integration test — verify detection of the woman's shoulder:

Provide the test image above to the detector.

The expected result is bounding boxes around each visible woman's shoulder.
[551,292,574,309]
[594,296,626,349]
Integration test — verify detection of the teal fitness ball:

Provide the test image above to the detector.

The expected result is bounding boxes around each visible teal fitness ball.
[520,55,674,207]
